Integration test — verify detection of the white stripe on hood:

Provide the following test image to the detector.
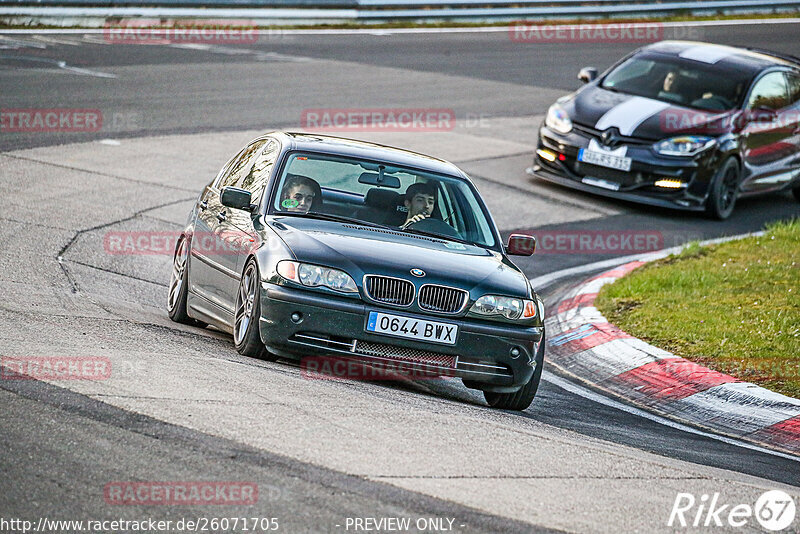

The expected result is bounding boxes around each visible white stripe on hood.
[595,96,671,136]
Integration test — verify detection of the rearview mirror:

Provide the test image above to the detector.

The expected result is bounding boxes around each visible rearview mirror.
[358,172,401,189]
[578,67,598,84]
[506,234,536,256]
[220,186,254,211]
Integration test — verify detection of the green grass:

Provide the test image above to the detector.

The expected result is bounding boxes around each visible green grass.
[595,219,800,399]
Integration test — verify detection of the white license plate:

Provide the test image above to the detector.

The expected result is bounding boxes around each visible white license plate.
[581,176,621,191]
[578,148,632,171]
[366,311,457,345]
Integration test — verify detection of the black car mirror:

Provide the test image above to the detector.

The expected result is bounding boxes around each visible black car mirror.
[578,67,598,84]
[751,106,778,122]
[358,172,401,189]
[506,234,536,256]
[220,186,254,211]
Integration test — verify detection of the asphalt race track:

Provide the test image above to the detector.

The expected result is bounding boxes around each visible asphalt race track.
[1,20,800,533]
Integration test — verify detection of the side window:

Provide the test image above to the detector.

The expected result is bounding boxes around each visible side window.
[786,72,800,107]
[237,139,281,205]
[216,139,269,190]
[747,72,789,110]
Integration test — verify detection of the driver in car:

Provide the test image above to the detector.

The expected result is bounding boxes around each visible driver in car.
[279,175,320,214]
[400,182,437,229]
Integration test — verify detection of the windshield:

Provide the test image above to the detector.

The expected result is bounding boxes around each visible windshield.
[270,152,497,248]
[601,53,753,111]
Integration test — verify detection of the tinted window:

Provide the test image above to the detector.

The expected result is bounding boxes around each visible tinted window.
[602,53,752,110]
[217,139,269,189]
[237,138,280,205]
[786,72,800,106]
[747,72,789,110]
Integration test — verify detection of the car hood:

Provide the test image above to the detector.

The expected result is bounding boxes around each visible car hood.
[269,217,532,299]
[565,85,737,140]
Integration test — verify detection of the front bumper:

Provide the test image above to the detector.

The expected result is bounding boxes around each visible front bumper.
[534,125,719,211]
[259,283,542,392]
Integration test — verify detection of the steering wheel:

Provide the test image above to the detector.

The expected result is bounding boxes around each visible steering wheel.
[693,95,733,111]
[406,217,462,239]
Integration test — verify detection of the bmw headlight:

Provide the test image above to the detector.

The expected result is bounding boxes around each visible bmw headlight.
[469,295,537,321]
[653,136,715,156]
[276,261,358,293]
[545,103,573,134]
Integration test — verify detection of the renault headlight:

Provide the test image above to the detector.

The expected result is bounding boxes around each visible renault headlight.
[469,295,537,321]
[653,136,715,156]
[276,261,358,293]
[545,103,573,134]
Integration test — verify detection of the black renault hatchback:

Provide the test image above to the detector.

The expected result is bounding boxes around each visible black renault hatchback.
[532,41,800,219]
[168,132,545,410]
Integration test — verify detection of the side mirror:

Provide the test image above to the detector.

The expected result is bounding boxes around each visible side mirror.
[578,67,598,84]
[751,106,778,122]
[506,234,536,256]
[220,186,254,211]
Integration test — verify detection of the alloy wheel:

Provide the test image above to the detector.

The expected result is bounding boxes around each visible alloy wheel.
[167,237,188,312]
[234,262,258,345]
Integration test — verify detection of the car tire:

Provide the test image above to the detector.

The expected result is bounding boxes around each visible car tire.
[233,258,277,361]
[705,157,740,220]
[167,235,206,328]
[793,183,800,202]
[483,332,545,411]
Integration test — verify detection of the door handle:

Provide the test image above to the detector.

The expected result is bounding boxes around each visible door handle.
[198,200,208,210]
[216,211,227,222]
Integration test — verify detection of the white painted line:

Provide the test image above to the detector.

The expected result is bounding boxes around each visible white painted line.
[56,61,116,78]
[0,53,116,78]
[0,18,800,35]
[542,370,800,462]
[97,139,121,146]
[529,231,765,290]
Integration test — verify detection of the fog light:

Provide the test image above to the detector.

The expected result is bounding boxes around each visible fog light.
[510,347,520,359]
[291,312,303,323]
[536,149,557,162]
[654,179,685,189]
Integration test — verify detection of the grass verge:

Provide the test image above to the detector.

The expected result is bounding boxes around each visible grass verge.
[595,219,800,399]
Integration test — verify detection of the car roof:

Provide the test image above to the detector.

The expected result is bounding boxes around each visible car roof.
[640,41,799,73]
[265,131,467,178]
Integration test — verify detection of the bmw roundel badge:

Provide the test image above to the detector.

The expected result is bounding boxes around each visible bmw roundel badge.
[410,268,426,277]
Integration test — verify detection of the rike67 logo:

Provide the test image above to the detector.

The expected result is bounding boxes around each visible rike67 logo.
[669,490,796,531]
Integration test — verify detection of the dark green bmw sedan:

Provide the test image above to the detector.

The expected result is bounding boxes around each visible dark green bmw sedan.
[168,131,545,410]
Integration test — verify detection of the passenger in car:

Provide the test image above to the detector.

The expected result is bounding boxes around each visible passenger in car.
[280,175,321,214]
[400,182,438,229]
